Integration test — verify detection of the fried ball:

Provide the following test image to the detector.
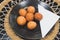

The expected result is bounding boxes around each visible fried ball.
[26,13,34,21]
[27,21,37,30]
[17,16,26,25]
[19,9,27,16]
[35,13,43,21]
[27,6,35,13]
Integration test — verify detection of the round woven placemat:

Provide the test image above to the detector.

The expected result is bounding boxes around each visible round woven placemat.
[4,6,59,40]
[0,0,59,40]
[54,0,60,5]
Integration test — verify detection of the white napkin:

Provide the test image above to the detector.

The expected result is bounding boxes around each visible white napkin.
[38,4,59,38]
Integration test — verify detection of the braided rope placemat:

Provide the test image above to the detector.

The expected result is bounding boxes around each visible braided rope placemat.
[0,0,60,40]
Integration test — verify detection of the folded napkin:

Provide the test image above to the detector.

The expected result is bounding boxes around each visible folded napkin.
[38,4,59,38]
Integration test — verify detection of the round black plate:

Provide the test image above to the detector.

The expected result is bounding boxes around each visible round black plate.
[9,0,53,40]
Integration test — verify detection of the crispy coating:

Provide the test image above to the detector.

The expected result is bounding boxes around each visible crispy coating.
[19,9,27,16]
[35,13,43,21]
[27,21,37,30]
[27,6,35,13]
[17,16,26,25]
[26,13,34,21]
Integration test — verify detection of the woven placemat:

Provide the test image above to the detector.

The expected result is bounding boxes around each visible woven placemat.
[4,6,59,40]
[0,0,59,40]
[0,0,11,11]
[54,0,60,5]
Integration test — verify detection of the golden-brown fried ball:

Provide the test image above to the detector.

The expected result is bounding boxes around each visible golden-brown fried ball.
[27,21,37,30]
[19,9,27,16]
[26,13,34,21]
[27,6,35,13]
[35,13,43,21]
[17,16,26,25]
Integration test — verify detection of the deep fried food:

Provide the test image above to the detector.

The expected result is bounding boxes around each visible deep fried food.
[17,16,26,25]
[35,12,43,21]
[27,6,35,13]
[19,9,27,16]
[27,21,37,30]
[26,13,34,21]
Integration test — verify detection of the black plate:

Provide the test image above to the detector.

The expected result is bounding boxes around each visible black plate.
[9,0,53,40]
